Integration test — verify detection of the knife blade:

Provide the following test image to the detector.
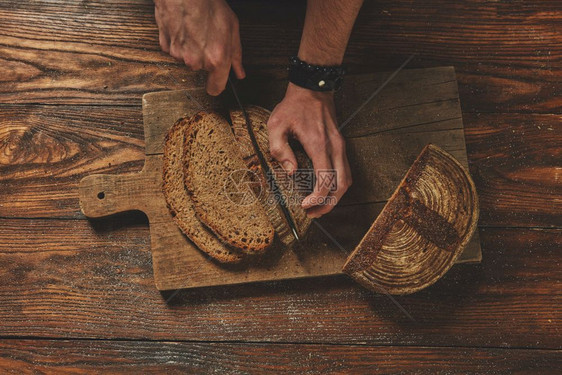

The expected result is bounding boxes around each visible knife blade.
[227,77,300,242]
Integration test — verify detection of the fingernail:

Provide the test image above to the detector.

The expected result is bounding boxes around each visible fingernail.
[282,161,293,174]
[306,210,321,219]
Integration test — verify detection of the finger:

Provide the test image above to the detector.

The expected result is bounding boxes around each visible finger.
[159,31,170,53]
[305,194,335,218]
[231,24,245,79]
[329,134,352,203]
[169,42,183,61]
[268,121,298,175]
[306,135,351,217]
[232,60,245,80]
[183,53,203,71]
[301,135,333,210]
[205,63,231,96]
[309,104,352,217]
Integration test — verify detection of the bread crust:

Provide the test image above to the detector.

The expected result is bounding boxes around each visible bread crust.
[162,115,245,263]
[342,144,479,295]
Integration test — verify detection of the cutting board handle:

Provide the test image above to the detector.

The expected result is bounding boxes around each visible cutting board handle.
[79,172,148,218]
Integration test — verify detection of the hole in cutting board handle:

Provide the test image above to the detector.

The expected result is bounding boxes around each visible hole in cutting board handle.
[97,192,105,200]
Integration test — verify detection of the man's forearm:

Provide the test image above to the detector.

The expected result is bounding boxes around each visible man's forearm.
[298,0,363,65]
[268,0,360,216]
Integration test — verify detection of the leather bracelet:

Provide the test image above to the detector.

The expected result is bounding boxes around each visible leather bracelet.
[287,56,345,92]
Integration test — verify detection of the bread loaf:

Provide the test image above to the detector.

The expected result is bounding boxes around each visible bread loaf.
[342,144,479,295]
[162,116,245,263]
[182,111,275,254]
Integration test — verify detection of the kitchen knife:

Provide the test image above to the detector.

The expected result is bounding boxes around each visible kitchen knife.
[227,77,301,242]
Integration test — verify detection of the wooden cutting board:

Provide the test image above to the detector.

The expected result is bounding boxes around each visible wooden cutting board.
[79,67,481,291]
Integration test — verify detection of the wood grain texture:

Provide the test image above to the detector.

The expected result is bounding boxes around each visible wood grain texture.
[464,113,562,228]
[0,340,559,374]
[0,0,559,112]
[0,105,145,218]
[0,223,559,349]
[3,107,557,228]
[0,0,559,370]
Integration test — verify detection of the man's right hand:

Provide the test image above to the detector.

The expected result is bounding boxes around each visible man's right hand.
[154,0,245,95]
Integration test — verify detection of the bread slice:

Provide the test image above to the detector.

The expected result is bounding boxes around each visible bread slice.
[229,106,313,245]
[162,116,244,263]
[183,111,275,254]
[342,144,479,295]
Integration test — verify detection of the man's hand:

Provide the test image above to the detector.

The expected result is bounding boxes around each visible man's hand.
[154,0,245,95]
[268,83,352,218]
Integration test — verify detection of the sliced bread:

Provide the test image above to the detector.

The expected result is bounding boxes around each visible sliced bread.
[229,106,313,244]
[162,116,244,263]
[183,111,275,254]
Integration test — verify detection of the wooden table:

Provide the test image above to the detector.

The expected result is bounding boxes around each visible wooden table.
[0,0,560,373]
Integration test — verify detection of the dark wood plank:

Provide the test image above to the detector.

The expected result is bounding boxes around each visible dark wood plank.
[1,1,558,369]
[464,113,562,227]
[0,340,559,374]
[342,0,562,114]
[0,0,200,105]
[0,223,559,349]
[0,105,145,218]
[2,106,559,229]
[0,0,559,112]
